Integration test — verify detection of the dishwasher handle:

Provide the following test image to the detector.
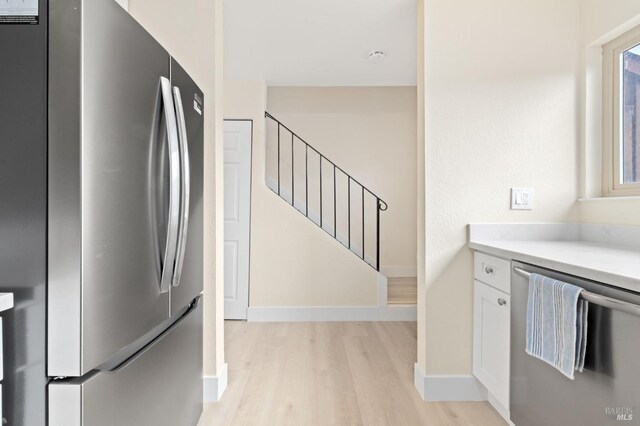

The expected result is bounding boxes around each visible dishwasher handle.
[513,266,640,318]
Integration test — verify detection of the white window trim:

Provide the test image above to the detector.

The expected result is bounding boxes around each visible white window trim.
[602,24,640,197]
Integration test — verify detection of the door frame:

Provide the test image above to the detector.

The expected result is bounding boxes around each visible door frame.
[223,119,253,320]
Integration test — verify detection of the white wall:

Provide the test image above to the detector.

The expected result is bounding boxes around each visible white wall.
[129,0,225,378]
[578,0,640,225]
[419,0,581,375]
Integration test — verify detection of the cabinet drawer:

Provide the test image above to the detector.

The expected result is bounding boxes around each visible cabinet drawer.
[474,252,511,294]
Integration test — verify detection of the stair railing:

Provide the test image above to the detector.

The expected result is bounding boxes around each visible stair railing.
[265,112,388,271]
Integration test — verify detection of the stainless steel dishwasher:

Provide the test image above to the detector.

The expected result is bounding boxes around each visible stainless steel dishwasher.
[511,261,640,426]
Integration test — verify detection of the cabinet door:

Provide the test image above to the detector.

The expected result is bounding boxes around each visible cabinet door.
[473,280,510,409]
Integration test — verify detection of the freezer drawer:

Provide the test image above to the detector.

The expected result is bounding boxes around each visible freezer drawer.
[49,300,203,426]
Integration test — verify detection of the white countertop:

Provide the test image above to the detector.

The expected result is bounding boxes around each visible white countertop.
[0,293,14,313]
[469,224,640,293]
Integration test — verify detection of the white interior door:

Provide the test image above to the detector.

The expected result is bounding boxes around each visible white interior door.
[224,120,252,320]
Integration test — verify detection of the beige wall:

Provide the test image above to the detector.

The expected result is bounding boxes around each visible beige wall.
[129,0,225,376]
[224,84,416,307]
[419,0,581,375]
[267,87,417,269]
[577,0,640,225]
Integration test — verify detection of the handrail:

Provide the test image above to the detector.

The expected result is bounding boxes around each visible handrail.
[513,267,640,317]
[265,111,388,270]
[265,112,388,211]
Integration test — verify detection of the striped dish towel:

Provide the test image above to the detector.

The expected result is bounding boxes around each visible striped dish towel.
[525,273,589,379]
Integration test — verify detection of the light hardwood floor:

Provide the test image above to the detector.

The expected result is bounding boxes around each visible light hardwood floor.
[199,321,505,426]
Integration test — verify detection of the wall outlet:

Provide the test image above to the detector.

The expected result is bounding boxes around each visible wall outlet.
[511,188,534,210]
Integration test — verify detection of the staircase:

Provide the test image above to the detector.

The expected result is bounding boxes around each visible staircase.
[264,112,388,271]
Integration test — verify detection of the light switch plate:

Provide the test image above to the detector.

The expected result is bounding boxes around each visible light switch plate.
[511,188,534,210]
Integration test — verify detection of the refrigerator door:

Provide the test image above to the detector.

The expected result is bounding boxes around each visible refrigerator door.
[49,299,203,426]
[0,0,48,423]
[49,0,177,377]
[169,59,204,315]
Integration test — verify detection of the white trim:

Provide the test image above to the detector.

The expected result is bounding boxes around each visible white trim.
[413,364,487,401]
[488,392,514,425]
[203,364,228,402]
[247,305,416,322]
[413,363,427,400]
[380,266,417,277]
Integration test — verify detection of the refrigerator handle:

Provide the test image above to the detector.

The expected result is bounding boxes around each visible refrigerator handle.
[171,86,190,287]
[159,77,181,293]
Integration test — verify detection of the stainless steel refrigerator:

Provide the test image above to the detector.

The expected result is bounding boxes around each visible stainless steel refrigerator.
[0,0,204,424]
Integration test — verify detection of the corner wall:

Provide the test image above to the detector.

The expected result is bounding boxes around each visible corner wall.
[419,0,581,376]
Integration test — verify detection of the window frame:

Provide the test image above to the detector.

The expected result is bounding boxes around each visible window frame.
[602,24,640,197]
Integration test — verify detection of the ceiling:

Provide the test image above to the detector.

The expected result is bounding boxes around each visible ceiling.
[223,0,417,86]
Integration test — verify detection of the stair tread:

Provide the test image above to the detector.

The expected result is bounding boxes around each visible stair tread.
[387,277,417,305]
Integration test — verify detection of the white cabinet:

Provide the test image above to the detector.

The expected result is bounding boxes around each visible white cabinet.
[472,253,511,423]
[473,281,510,407]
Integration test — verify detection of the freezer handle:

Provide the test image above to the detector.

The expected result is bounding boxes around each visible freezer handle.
[106,296,202,374]
[159,77,181,294]
[171,86,190,287]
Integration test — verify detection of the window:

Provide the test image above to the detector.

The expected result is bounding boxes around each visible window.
[603,25,640,196]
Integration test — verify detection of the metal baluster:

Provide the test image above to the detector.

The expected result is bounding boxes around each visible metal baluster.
[376,198,381,271]
[348,177,351,249]
[361,186,365,260]
[291,133,294,207]
[319,156,323,228]
[333,165,337,238]
[277,123,281,195]
[264,112,388,271]
[305,144,309,217]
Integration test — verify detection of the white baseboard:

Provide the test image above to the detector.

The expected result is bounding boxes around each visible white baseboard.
[247,305,416,322]
[203,363,228,402]
[413,364,487,401]
[488,392,513,425]
[414,363,427,400]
